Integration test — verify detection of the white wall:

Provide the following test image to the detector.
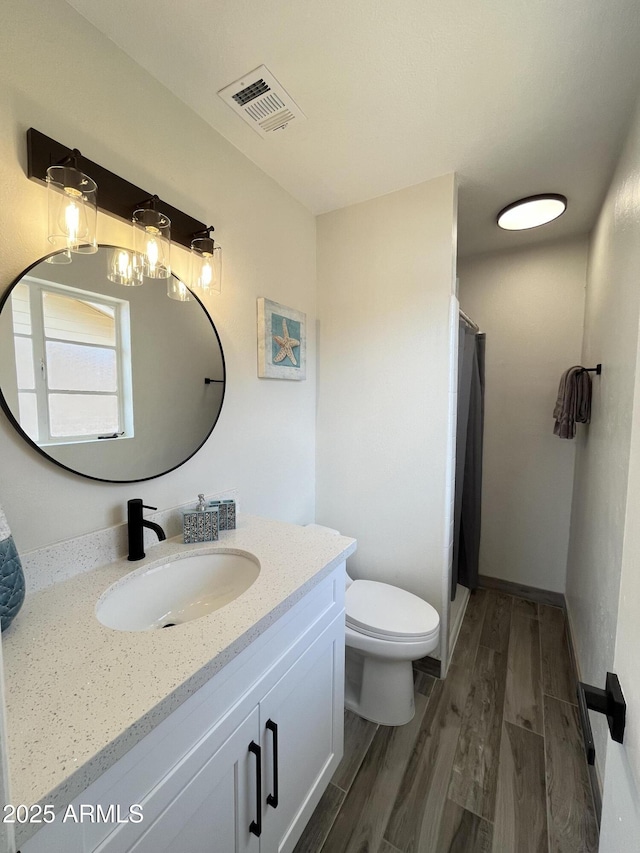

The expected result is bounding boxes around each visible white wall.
[316,175,457,622]
[0,0,317,555]
[599,303,640,849]
[458,238,587,592]
[566,91,640,782]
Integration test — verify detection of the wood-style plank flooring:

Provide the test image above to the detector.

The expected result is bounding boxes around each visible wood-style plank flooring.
[294,589,599,853]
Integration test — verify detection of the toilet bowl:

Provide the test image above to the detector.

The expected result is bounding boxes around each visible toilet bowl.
[345,579,439,725]
[305,524,440,726]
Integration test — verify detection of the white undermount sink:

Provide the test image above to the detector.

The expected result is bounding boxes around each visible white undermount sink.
[96,551,261,631]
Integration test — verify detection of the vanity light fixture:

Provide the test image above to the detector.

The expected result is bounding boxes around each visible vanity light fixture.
[497,194,567,231]
[45,149,98,256]
[27,130,224,302]
[27,129,210,252]
[107,247,142,286]
[132,196,171,280]
[190,227,222,295]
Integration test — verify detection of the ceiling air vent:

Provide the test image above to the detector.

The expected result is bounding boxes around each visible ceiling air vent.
[217,65,306,137]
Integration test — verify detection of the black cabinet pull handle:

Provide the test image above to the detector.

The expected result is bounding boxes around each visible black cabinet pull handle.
[266,719,279,809]
[248,741,262,837]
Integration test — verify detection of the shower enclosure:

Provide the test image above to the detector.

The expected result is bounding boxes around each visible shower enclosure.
[452,312,485,599]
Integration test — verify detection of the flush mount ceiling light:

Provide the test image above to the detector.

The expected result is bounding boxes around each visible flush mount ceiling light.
[497,194,567,231]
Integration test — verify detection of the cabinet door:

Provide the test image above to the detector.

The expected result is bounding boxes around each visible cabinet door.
[98,707,261,853]
[260,615,345,853]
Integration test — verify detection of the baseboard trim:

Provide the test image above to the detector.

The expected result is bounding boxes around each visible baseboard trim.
[414,655,442,679]
[564,605,603,828]
[478,574,565,609]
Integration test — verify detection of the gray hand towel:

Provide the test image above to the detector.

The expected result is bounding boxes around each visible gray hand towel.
[553,366,592,439]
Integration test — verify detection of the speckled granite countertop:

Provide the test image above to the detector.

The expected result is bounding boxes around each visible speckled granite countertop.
[1,515,356,819]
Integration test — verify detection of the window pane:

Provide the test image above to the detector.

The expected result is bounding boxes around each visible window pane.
[46,341,117,392]
[43,291,116,346]
[17,392,38,441]
[11,283,31,335]
[48,394,119,437]
[14,336,36,389]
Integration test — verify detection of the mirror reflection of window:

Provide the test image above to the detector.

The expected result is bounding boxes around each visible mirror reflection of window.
[0,247,226,482]
[10,280,133,445]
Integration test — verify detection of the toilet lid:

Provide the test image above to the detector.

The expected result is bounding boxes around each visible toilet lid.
[345,580,440,641]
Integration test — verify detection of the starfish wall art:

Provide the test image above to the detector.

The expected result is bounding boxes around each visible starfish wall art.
[257,297,307,380]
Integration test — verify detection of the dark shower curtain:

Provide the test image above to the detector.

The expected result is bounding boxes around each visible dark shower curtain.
[451,319,485,599]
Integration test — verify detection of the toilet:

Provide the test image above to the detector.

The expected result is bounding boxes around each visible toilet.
[306,525,440,726]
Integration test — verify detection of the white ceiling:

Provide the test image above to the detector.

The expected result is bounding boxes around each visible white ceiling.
[66,0,640,256]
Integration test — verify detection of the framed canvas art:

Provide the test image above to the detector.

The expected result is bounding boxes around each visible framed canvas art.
[257,298,306,380]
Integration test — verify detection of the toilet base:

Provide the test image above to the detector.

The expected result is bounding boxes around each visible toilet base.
[345,652,416,726]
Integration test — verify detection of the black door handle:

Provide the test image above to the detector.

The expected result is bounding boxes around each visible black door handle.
[266,719,279,809]
[577,672,626,765]
[248,741,262,837]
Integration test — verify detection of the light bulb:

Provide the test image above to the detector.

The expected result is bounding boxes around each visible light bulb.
[107,248,142,286]
[63,193,82,245]
[146,231,160,274]
[116,250,130,278]
[200,256,214,289]
[132,207,171,279]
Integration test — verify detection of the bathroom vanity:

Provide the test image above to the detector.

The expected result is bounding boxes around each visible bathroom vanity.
[2,516,356,852]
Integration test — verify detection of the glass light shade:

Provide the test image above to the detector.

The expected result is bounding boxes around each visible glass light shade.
[132,208,171,279]
[46,165,98,254]
[190,237,222,294]
[107,248,143,286]
[167,277,191,302]
[497,194,567,231]
[45,248,72,265]
[189,237,222,294]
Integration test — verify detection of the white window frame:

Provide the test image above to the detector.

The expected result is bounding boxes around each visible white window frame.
[13,277,134,446]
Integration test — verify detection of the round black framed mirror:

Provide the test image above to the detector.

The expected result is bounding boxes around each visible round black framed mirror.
[0,246,226,482]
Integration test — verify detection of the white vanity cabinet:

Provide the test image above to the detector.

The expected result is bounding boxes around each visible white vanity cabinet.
[258,614,342,852]
[20,566,345,853]
[114,707,261,853]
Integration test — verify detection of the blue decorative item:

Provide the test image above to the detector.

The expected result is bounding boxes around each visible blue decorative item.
[0,506,26,632]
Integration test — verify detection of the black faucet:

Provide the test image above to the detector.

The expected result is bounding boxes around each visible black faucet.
[127,499,167,561]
